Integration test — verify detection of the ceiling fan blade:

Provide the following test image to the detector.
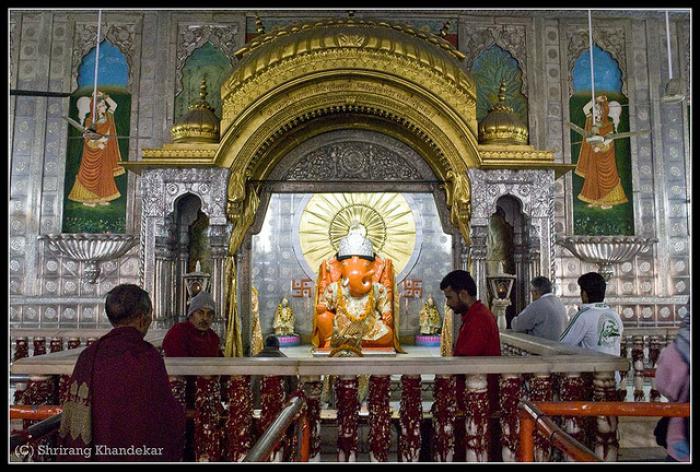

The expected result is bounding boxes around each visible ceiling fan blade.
[607,130,650,140]
[566,121,588,137]
[62,116,86,133]
[67,135,152,140]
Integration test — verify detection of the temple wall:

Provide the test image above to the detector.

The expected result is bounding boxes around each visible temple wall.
[9,9,690,332]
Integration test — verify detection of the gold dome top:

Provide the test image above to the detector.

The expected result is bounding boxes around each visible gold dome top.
[478,81,528,145]
[171,79,220,143]
[224,18,470,96]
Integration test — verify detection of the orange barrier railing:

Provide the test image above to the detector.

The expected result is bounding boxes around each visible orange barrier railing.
[518,400,690,462]
[10,405,63,421]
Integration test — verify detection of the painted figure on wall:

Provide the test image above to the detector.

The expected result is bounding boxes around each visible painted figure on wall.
[570,44,634,235]
[574,95,628,210]
[67,91,125,207]
[62,41,130,233]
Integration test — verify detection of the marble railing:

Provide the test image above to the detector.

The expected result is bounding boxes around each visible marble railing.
[11,331,630,463]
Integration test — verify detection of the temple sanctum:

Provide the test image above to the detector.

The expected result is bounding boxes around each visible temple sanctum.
[9,8,691,463]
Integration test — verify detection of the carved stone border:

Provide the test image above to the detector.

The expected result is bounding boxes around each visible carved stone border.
[139,168,231,328]
[71,21,138,90]
[175,23,240,97]
[468,168,556,301]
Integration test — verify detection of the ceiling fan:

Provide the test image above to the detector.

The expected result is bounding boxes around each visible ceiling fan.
[62,9,148,142]
[661,10,685,104]
[566,10,649,146]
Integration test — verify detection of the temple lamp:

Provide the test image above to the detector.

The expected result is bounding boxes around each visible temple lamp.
[487,273,516,331]
[183,260,211,302]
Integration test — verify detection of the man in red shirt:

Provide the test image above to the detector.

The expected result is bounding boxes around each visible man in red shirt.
[163,291,222,358]
[440,270,501,461]
[162,291,223,460]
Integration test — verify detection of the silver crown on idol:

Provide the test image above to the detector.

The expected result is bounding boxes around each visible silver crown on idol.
[337,223,374,260]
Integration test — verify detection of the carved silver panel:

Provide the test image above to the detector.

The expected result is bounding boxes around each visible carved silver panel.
[139,167,231,326]
[269,129,435,182]
[468,168,556,300]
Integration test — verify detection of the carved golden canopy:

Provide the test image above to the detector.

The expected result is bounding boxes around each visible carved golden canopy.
[216,18,481,250]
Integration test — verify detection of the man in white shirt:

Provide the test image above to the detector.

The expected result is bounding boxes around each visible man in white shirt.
[560,272,623,356]
[511,276,567,341]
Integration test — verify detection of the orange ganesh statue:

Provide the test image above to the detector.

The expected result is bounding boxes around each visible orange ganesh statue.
[312,225,402,353]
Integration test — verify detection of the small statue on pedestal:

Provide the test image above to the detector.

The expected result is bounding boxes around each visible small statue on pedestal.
[416,294,442,347]
[273,297,300,346]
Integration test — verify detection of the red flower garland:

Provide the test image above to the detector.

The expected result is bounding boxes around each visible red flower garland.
[259,376,287,461]
[303,379,323,461]
[398,375,421,462]
[431,374,455,462]
[499,375,522,462]
[335,376,359,462]
[464,374,489,462]
[225,375,253,462]
[169,376,187,408]
[593,374,620,461]
[527,374,552,462]
[368,375,391,462]
[559,374,586,460]
[194,375,223,461]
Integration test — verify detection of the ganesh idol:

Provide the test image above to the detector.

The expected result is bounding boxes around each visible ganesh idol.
[312,224,402,353]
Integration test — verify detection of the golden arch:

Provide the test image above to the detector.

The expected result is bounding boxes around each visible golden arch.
[215,19,483,356]
[217,19,480,256]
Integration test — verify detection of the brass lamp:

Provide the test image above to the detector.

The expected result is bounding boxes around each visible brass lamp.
[183,260,211,299]
[486,273,516,331]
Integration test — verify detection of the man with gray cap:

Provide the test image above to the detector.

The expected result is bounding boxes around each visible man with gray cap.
[162,291,223,461]
[163,290,223,358]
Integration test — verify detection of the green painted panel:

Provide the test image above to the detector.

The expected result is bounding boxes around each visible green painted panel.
[175,42,233,121]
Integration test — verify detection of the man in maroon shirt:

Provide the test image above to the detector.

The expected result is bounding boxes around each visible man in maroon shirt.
[162,291,223,460]
[440,270,501,461]
[58,284,185,461]
[162,291,222,358]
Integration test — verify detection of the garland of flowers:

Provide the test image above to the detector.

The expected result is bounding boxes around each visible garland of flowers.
[194,375,223,462]
[559,373,586,461]
[169,376,188,408]
[593,375,620,461]
[336,281,374,323]
[368,375,391,462]
[226,375,253,462]
[302,379,323,461]
[259,376,287,461]
[431,374,455,462]
[60,339,82,405]
[498,375,522,462]
[398,375,422,462]
[527,374,552,462]
[464,375,489,462]
[335,376,359,462]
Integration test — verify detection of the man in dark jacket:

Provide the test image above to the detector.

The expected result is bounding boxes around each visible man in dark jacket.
[58,284,185,461]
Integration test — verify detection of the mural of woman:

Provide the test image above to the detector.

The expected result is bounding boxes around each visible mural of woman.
[67,91,125,207]
[574,94,628,210]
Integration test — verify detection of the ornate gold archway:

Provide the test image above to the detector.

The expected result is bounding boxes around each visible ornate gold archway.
[214,20,481,355]
[218,19,479,253]
[126,18,567,356]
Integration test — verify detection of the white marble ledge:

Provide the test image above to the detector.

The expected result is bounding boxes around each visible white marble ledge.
[11,352,628,377]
